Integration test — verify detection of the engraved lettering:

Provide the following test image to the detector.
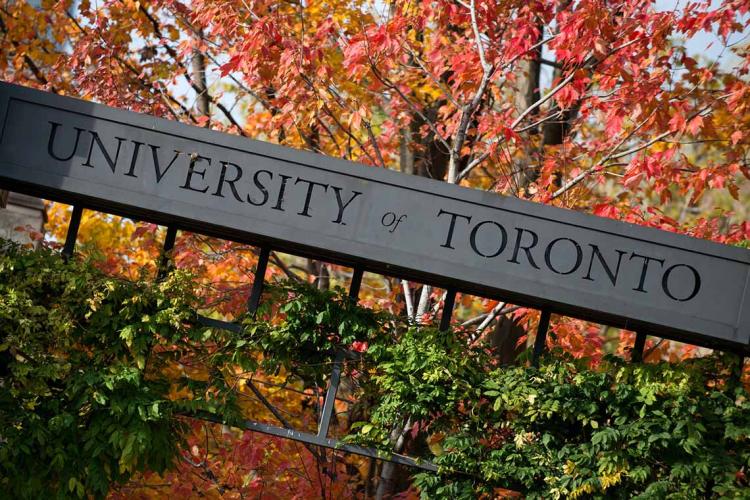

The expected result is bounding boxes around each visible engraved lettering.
[437,209,472,249]
[629,252,665,293]
[248,169,272,206]
[469,220,507,258]
[508,228,540,269]
[331,187,362,225]
[213,161,244,202]
[662,263,701,301]
[181,153,211,193]
[583,244,626,285]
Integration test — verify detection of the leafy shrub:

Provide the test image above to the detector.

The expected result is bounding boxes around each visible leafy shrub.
[0,241,244,498]
[1,240,748,498]
[242,279,750,498]
[411,356,750,498]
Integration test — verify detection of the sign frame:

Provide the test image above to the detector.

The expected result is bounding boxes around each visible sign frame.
[0,81,748,354]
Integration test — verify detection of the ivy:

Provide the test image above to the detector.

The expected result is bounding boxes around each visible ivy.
[1,240,749,498]
[250,281,750,497]
[241,282,389,386]
[409,357,750,498]
[0,241,247,498]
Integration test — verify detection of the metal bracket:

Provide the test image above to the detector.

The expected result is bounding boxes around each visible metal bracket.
[632,331,647,363]
[62,205,83,259]
[532,310,551,367]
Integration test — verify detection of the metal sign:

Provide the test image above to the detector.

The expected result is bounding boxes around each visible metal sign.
[0,82,748,351]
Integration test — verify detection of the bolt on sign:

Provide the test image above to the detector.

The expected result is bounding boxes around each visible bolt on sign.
[0,82,748,352]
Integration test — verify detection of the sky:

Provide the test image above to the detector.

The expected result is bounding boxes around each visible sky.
[656,0,749,68]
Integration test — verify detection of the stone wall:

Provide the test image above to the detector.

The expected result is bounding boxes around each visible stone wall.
[0,191,46,245]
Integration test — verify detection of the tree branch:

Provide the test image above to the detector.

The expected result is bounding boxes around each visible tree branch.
[401,280,415,319]
[550,105,711,200]
[136,4,248,135]
[368,64,452,153]
[447,0,496,184]
[458,36,645,179]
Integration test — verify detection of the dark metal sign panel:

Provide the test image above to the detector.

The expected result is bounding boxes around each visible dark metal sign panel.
[1,82,748,349]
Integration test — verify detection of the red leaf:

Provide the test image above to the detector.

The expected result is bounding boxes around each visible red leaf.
[593,203,619,219]
[668,112,686,133]
[605,113,624,136]
[731,130,743,145]
[686,115,703,135]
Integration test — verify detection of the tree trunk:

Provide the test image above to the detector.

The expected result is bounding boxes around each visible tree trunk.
[489,316,526,365]
[399,127,414,175]
[515,24,543,191]
[307,259,330,290]
[191,30,210,124]
[375,417,412,500]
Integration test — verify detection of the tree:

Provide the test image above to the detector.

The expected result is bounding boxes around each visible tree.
[1,0,749,496]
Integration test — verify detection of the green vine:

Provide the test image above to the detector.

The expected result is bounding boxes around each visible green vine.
[1,240,749,498]
[0,241,248,498]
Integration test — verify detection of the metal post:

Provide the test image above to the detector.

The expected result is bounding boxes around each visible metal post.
[246,247,270,315]
[317,267,364,439]
[733,355,745,385]
[157,225,178,279]
[162,225,177,253]
[439,288,457,331]
[317,351,345,438]
[62,205,83,258]
[632,331,647,363]
[532,309,551,367]
[349,267,364,300]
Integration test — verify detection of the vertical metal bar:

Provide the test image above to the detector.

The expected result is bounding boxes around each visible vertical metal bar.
[317,351,345,438]
[733,355,745,385]
[62,205,83,258]
[349,267,364,300]
[532,309,551,367]
[439,288,457,331]
[246,247,270,315]
[162,225,177,253]
[632,331,647,363]
[317,267,364,439]
[157,225,178,279]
